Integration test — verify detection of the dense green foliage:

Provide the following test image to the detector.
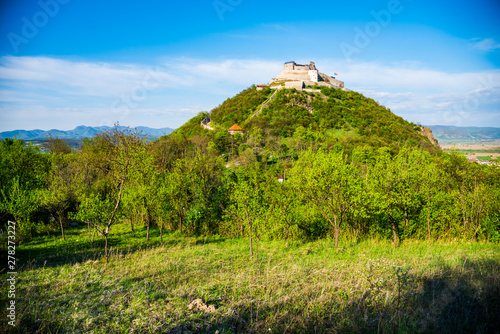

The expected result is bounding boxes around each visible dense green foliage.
[247,87,436,152]
[1,129,498,252]
[0,138,51,237]
[1,86,499,332]
[1,87,499,251]
[173,86,439,157]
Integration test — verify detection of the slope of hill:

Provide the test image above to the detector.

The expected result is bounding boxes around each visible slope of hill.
[0,125,175,141]
[172,85,440,154]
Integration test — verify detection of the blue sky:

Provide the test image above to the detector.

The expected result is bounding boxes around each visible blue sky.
[0,0,499,131]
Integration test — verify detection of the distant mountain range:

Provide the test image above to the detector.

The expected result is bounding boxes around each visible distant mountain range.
[426,125,500,144]
[0,125,175,141]
[2,124,499,146]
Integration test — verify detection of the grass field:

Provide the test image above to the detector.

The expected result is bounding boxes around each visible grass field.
[1,224,500,333]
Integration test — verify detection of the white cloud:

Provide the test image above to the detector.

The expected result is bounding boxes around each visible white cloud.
[0,56,283,131]
[321,59,500,93]
[0,56,280,96]
[0,56,180,98]
[0,56,499,130]
[164,58,281,87]
[319,59,500,126]
[471,38,500,52]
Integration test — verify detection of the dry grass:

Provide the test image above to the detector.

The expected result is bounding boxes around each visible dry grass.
[1,226,499,333]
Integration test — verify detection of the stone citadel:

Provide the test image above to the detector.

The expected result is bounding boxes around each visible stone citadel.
[269,61,345,90]
[202,61,346,130]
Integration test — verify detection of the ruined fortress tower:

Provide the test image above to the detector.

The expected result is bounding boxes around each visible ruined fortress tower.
[270,61,344,90]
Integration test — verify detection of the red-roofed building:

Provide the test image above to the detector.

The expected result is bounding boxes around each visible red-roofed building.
[228,124,244,135]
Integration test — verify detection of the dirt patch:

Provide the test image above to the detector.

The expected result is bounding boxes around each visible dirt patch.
[188,298,216,313]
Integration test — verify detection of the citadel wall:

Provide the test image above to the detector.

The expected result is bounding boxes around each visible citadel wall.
[270,61,345,90]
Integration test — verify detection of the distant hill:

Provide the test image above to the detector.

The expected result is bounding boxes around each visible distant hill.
[427,125,500,145]
[0,125,175,141]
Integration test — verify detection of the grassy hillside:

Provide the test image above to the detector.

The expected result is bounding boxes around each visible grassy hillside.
[172,86,440,155]
[2,224,499,333]
[247,87,437,150]
[211,86,273,129]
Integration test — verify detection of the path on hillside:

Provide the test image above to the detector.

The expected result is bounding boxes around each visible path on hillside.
[250,90,277,119]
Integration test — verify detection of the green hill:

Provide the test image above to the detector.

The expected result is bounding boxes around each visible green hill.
[168,85,440,160]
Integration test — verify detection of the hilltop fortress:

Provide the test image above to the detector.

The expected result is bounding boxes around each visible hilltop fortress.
[202,61,346,131]
[270,61,345,90]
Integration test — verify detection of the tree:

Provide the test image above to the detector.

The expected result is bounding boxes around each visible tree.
[224,166,265,256]
[455,167,490,240]
[185,152,225,235]
[74,127,142,262]
[266,172,301,246]
[293,149,362,249]
[165,159,192,234]
[440,150,492,240]
[0,138,50,237]
[418,154,447,240]
[46,135,72,155]
[152,133,189,171]
[0,177,41,237]
[0,138,50,193]
[123,140,163,241]
[367,147,424,248]
[41,153,78,241]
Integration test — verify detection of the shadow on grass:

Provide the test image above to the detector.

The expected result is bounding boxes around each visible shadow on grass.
[1,226,226,271]
[170,259,500,334]
[1,256,499,333]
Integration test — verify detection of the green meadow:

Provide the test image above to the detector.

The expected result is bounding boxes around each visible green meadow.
[1,224,499,333]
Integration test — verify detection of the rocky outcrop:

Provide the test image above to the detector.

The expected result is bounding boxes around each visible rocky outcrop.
[419,126,441,149]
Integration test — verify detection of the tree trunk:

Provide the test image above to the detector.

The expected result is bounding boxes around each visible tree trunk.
[427,214,431,241]
[404,208,409,228]
[179,213,183,233]
[59,216,65,241]
[427,210,431,241]
[334,226,340,250]
[333,216,340,250]
[87,220,91,246]
[104,233,109,263]
[130,219,134,235]
[91,226,97,248]
[146,214,150,242]
[249,224,253,257]
[392,220,398,249]
[88,221,97,248]
[160,226,163,244]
